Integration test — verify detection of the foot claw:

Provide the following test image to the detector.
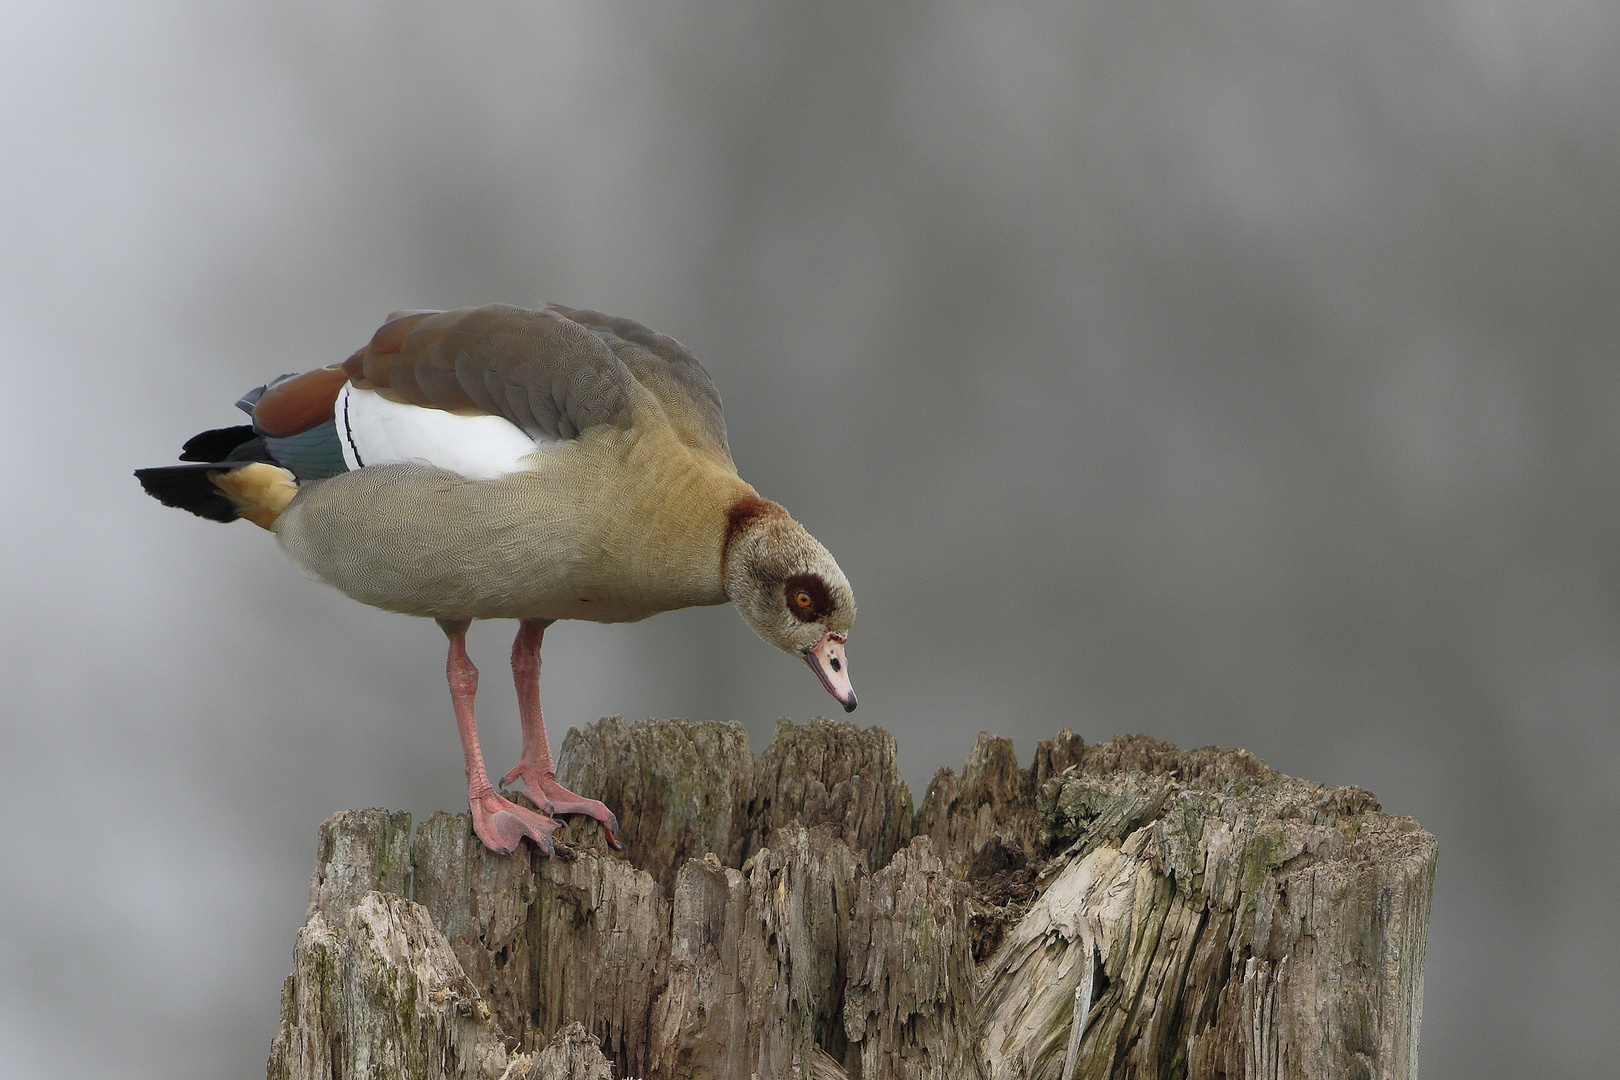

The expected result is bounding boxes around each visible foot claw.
[602,811,625,852]
[470,792,559,856]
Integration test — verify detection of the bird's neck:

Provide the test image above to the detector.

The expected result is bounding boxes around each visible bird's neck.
[575,428,756,613]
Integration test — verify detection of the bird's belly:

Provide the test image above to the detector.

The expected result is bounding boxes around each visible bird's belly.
[273,460,726,624]
[275,463,587,621]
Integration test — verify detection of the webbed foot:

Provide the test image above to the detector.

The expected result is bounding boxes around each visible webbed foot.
[501,764,624,850]
[470,790,561,856]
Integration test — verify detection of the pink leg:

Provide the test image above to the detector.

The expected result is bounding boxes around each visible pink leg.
[500,619,624,849]
[441,620,560,856]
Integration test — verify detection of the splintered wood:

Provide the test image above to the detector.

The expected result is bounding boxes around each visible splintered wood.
[267,720,1436,1080]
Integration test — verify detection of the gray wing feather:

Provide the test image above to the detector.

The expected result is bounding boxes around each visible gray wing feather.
[543,303,730,458]
[348,303,726,457]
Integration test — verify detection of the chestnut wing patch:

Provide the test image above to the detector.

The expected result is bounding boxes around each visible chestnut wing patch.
[252,366,350,437]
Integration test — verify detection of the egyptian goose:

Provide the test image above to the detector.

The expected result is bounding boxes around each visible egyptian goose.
[136,303,857,856]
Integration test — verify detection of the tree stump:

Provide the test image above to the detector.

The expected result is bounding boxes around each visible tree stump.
[267,720,1436,1080]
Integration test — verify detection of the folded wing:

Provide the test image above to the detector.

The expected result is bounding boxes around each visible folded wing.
[244,303,735,482]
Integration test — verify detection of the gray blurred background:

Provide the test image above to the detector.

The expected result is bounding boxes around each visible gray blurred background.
[1,2,1614,1077]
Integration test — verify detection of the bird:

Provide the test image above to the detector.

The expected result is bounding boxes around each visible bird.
[136,303,857,856]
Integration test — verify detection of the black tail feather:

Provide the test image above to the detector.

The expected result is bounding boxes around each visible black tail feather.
[135,464,242,522]
[138,426,278,523]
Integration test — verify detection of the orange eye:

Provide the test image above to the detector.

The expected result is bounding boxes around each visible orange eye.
[794,590,813,609]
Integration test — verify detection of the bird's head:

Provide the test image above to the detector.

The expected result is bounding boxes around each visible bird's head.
[723,498,857,712]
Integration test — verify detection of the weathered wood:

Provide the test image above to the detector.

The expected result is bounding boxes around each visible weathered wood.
[304,807,414,922]
[842,834,976,1079]
[267,720,1435,1080]
[555,717,756,895]
[266,890,510,1080]
[743,717,916,872]
[649,824,864,1077]
[975,736,1435,1080]
[515,1023,615,1080]
[410,810,670,1075]
[556,717,915,883]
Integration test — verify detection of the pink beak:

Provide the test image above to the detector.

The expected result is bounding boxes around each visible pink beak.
[803,631,857,712]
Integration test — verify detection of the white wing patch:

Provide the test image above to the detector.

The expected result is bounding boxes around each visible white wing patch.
[335,384,552,480]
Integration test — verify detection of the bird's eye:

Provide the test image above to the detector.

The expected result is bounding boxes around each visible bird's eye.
[784,575,827,622]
